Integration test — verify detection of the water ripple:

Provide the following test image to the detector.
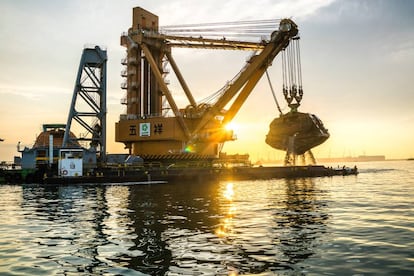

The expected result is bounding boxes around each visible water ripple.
[0,161,413,274]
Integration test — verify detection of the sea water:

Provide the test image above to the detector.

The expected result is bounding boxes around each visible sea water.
[0,161,413,275]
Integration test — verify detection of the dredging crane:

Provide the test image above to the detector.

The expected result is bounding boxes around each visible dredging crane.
[115,7,329,165]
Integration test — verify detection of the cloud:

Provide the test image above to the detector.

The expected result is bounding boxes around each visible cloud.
[386,37,414,64]
[0,85,71,101]
[134,0,335,25]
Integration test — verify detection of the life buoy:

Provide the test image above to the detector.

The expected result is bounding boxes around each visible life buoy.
[62,170,68,175]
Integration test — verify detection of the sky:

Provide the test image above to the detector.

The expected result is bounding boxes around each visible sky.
[0,0,413,162]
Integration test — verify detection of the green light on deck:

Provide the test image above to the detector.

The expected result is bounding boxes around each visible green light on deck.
[184,144,194,153]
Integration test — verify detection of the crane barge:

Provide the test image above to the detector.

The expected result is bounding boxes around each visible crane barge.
[4,7,357,185]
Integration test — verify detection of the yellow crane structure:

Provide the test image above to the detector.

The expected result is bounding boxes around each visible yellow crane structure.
[115,7,299,161]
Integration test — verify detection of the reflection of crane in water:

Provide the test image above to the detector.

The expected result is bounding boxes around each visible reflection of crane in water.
[274,178,329,264]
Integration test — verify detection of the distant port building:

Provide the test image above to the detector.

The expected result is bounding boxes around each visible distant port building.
[318,155,386,163]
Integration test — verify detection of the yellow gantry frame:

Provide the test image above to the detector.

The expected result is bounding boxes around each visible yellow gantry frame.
[121,8,298,155]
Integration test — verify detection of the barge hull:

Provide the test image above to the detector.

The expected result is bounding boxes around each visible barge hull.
[37,165,357,185]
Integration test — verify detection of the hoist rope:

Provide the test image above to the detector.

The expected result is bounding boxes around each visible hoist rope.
[282,50,287,91]
[161,19,281,41]
[197,51,258,106]
[281,36,303,107]
[265,70,283,115]
[295,39,303,87]
[287,43,294,90]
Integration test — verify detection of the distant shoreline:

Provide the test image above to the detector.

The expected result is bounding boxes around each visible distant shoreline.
[255,155,414,165]
[318,155,386,163]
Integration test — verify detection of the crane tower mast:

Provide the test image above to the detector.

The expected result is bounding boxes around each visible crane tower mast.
[115,7,298,161]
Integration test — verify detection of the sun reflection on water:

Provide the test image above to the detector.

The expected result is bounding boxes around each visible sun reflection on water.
[215,182,236,238]
[223,182,234,200]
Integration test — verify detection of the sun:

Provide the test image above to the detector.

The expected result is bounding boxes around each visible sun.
[225,121,240,132]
